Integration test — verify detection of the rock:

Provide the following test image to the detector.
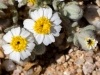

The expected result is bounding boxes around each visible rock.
[33,65,42,75]
[95,61,100,68]
[55,54,66,64]
[96,0,100,7]
[63,69,71,75]
[68,49,74,53]
[12,65,22,75]
[92,71,98,75]
[0,47,4,58]
[74,58,85,67]
[83,61,95,75]
[65,55,70,61]
[84,4,100,29]
[2,59,16,71]
[24,62,36,71]
[27,68,34,75]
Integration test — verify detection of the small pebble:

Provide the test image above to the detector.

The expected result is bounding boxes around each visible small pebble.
[2,59,16,71]
[55,54,66,64]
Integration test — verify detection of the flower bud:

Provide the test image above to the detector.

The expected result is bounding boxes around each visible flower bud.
[64,1,83,21]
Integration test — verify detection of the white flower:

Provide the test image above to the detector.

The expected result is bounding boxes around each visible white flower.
[59,0,64,1]
[16,0,22,3]
[85,37,98,50]
[23,8,62,45]
[2,27,35,62]
[76,30,98,50]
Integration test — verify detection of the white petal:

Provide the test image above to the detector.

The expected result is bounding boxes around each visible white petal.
[23,19,34,30]
[10,51,20,62]
[20,50,30,60]
[25,50,31,56]
[17,0,22,2]
[48,34,55,42]
[34,34,44,44]
[51,25,62,36]
[43,8,48,18]
[3,31,13,43]
[43,8,52,19]
[27,42,35,51]
[11,27,20,36]
[43,35,51,45]
[30,10,39,21]
[2,44,13,54]
[20,51,25,60]
[51,13,60,22]
[38,8,43,17]
[47,8,52,19]
[20,28,30,38]
[20,52,24,60]
[53,19,62,25]
[20,51,27,60]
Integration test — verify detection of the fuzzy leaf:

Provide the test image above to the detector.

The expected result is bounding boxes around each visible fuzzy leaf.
[73,35,79,46]
[33,44,46,55]
[63,10,67,16]
[67,35,73,42]
[82,25,96,32]
[7,0,15,5]
[0,1,7,9]
[12,9,18,23]
[22,0,27,4]
[52,0,58,10]
[72,22,78,27]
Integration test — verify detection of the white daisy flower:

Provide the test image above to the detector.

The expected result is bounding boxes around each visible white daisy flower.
[23,8,62,45]
[85,37,98,50]
[59,0,64,1]
[16,0,22,3]
[27,0,36,4]
[2,27,35,62]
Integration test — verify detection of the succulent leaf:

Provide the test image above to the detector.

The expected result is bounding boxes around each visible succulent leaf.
[33,44,46,55]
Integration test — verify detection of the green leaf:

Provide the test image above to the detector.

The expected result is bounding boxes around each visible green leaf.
[33,44,46,55]
[52,0,58,10]
[67,35,73,42]
[22,0,27,4]
[73,35,79,46]
[71,22,78,27]
[63,10,67,16]
[0,1,7,9]
[7,0,15,5]
[13,11,18,23]
[82,25,96,32]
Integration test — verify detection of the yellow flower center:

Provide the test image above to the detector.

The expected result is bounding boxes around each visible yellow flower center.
[27,0,36,5]
[10,36,27,52]
[85,37,95,48]
[34,17,52,34]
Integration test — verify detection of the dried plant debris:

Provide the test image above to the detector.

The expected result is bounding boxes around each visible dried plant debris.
[1,0,100,75]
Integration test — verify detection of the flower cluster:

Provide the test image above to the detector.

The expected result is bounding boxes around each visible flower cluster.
[2,7,62,62]
[0,0,99,63]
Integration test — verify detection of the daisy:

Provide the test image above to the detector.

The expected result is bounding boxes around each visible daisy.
[85,37,98,50]
[27,0,36,5]
[15,0,22,3]
[23,7,62,45]
[16,0,36,5]
[2,27,35,62]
